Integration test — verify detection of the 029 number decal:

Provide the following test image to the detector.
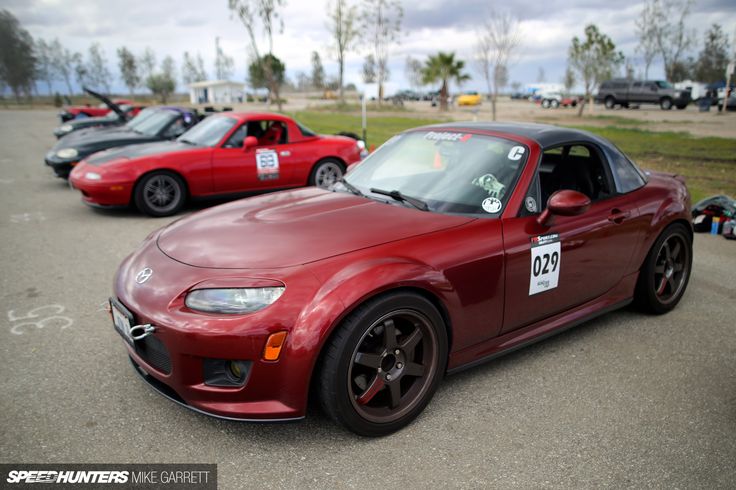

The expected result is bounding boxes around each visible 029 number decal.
[532,251,559,277]
[529,235,561,295]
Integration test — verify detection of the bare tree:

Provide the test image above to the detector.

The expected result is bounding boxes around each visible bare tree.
[362,54,376,83]
[182,51,207,85]
[360,0,402,105]
[138,47,156,93]
[327,0,358,101]
[475,11,520,120]
[640,0,695,81]
[635,1,658,79]
[34,39,56,94]
[87,43,112,92]
[117,47,139,96]
[404,55,422,91]
[229,0,286,111]
[563,65,575,93]
[536,67,546,83]
[214,37,234,80]
[50,40,75,95]
[311,51,325,90]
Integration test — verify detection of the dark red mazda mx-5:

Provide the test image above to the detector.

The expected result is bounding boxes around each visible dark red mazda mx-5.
[111,122,693,436]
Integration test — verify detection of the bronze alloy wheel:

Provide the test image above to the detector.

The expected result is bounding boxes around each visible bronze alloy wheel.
[347,309,439,424]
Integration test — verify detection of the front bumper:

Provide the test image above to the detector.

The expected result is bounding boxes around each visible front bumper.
[112,236,322,421]
[45,152,78,178]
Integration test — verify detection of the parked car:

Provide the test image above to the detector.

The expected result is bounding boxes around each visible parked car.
[456,91,482,106]
[58,97,136,122]
[53,88,146,139]
[109,122,692,436]
[69,112,367,216]
[596,79,690,110]
[538,92,581,108]
[45,107,201,178]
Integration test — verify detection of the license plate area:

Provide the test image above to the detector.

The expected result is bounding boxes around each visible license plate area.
[110,298,135,346]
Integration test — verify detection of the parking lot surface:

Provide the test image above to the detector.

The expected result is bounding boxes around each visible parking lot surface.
[1,110,734,488]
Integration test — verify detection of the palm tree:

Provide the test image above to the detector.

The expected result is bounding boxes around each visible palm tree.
[421,52,471,111]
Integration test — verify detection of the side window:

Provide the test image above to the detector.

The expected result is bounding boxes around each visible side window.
[603,146,646,194]
[162,117,185,138]
[250,120,288,146]
[536,143,616,211]
[223,124,248,148]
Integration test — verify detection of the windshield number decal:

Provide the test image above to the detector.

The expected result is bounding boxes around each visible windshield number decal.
[508,146,525,160]
[256,149,279,181]
[529,234,560,295]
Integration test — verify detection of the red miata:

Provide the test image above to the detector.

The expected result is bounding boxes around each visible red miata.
[109,122,693,436]
[70,112,366,216]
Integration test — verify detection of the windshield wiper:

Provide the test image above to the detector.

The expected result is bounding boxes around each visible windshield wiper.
[335,178,365,197]
[369,188,429,211]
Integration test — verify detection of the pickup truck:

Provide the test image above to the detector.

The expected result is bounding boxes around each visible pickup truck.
[596,79,690,110]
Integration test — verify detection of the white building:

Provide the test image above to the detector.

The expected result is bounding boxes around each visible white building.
[188,80,245,105]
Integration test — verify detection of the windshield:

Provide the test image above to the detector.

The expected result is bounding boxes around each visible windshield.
[656,81,673,89]
[125,108,158,129]
[178,116,238,146]
[129,110,179,136]
[343,130,528,215]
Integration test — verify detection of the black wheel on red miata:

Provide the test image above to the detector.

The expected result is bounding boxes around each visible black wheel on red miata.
[133,171,187,217]
[635,223,692,314]
[317,292,448,436]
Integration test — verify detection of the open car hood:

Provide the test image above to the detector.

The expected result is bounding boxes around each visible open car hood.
[84,86,127,120]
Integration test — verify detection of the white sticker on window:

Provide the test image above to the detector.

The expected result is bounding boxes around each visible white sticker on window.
[529,234,560,295]
[481,197,502,213]
[508,146,525,160]
[256,149,279,181]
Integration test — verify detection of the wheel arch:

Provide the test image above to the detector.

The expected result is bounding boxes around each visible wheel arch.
[301,264,457,408]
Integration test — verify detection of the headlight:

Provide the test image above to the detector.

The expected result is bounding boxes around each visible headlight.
[56,148,78,159]
[356,140,366,150]
[185,287,285,314]
[60,124,73,132]
[85,172,101,180]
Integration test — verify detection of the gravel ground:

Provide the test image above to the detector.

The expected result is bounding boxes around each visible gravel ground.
[0,110,734,489]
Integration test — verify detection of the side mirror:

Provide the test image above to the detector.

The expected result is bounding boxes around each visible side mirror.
[537,190,591,226]
[243,136,258,152]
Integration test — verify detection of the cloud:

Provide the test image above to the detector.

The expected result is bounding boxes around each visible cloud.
[4,0,736,94]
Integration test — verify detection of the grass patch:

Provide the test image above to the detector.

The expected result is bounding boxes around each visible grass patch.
[292,111,445,148]
[590,115,646,126]
[307,102,413,113]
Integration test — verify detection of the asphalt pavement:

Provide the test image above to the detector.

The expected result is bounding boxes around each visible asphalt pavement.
[0,110,734,489]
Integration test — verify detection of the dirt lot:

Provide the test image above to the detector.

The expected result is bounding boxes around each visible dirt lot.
[1,110,735,488]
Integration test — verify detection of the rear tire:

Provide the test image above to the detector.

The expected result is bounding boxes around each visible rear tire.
[634,223,692,314]
[133,171,186,217]
[317,292,448,436]
[541,99,550,108]
[550,99,560,108]
[660,97,673,110]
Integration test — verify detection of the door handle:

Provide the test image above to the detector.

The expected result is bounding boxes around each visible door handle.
[608,208,630,224]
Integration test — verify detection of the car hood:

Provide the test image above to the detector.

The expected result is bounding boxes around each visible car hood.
[157,188,475,269]
[54,126,156,152]
[85,141,197,165]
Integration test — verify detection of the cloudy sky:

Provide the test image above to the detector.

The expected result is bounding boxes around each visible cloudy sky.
[5,0,736,95]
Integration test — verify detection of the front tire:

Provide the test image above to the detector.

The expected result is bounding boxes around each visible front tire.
[634,223,692,314]
[309,158,344,189]
[133,171,186,217]
[317,292,448,436]
[604,96,616,109]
